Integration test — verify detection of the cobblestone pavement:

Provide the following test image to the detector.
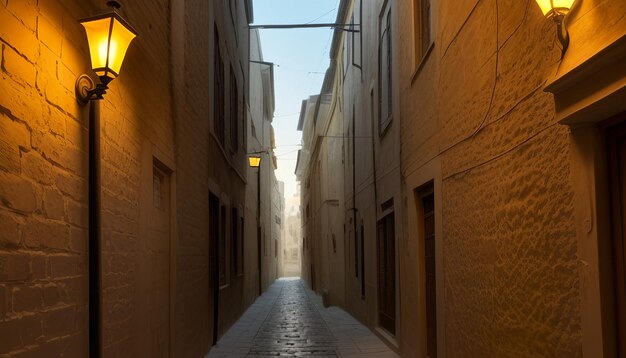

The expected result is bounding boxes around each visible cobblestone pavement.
[207,278,399,357]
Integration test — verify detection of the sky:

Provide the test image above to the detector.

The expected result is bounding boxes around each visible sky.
[252,0,340,203]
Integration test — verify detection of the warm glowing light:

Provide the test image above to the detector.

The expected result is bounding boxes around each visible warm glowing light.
[535,0,576,17]
[249,156,262,168]
[81,12,137,84]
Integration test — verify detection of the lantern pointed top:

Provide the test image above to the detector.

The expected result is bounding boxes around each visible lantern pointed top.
[106,1,121,10]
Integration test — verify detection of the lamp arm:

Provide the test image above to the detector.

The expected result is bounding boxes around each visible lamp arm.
[553,14,570,59]
[76,75,109,105]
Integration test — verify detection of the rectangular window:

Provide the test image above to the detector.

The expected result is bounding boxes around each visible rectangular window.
[343,31,349,77]
[214,29,225,146]
[153,167,165,210]
[230,67,239,151]
[415,0,432,61]
[360,225,365,297]
[352,2,362,68]
[219,205,228,287]
[231,208,239,275]
[377,211,396,335]
[419,185,437,357]
[354,227,359,278]
[238,217,244,275]
[379,2,393,133]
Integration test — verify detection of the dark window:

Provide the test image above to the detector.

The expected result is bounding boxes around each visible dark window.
[377,211,396,335]
[219,205,228,286]
[230,67,239,151]
[274,239,278,258]
[360,225,365,298]
[417,0,432,59]
[379,2,393,132]
[419,185,437,357]
[231,208,239,275]
[208,193,220,344]
[352,2,362,68]
[343,29,349,77]
[238,217,244,275]
[354,227,359,278]
[153,167,165,210]
[214,29,225,146]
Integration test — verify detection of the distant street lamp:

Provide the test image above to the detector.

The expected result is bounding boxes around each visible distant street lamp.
[249,154,263,295]
[249,155,262,168]
[535,0,576,58]
[74,2,137,357]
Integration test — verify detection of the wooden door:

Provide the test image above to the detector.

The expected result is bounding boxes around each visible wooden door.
[150,165,171,357]
[377,212,396,335]
[420,188,437,358]
[608,120,626,357]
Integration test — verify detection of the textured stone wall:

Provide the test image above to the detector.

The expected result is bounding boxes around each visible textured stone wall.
[395,0,614,356]
[0,0,176,356]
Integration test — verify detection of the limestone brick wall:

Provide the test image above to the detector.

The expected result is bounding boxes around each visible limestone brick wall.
[0,0,175,356]
[396,0,615,356]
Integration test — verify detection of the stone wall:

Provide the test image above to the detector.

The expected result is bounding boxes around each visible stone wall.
[0,0,257,356]
[397,0,626,356]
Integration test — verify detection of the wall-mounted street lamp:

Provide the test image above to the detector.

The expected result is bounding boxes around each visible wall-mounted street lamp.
[248,153,264,295]
[535,0,576,58]
[74,2,137,357]
[76,1,137,103]
[249,155,262,168]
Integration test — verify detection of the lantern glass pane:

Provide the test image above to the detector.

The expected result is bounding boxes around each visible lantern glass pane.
[553,0,575,11]
[249,157,261,168]
[81,17,112,74]
[108,18,136,77]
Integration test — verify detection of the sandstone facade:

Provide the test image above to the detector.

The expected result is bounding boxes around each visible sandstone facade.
[0,0,276,357]
[298,0,626,356]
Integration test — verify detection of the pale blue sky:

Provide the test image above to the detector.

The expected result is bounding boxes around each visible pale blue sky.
[252,0,340,200]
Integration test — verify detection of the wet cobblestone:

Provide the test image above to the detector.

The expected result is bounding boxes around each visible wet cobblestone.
[207,279,398,357]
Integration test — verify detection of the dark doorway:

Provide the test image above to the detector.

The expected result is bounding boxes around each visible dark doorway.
[607,117,626,358]
[377,211,396,335]
[418,184,437,358]
[209,193,220,345]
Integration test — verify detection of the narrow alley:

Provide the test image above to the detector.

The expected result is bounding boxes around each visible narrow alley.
[1,0,626,357]
[207,279,398,357]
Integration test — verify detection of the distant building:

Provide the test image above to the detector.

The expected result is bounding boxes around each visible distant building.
[282,190,302,277]
[246,28,282,295]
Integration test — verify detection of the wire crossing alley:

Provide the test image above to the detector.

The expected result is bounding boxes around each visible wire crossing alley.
[207,279,398,357]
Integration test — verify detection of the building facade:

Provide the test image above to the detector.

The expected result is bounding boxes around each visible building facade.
[298,0,626,357]
[0,0,279,357]
[247,29,282,295]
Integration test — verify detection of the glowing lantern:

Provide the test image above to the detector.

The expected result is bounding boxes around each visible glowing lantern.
[80,2,137,85]
[249,156,262,168]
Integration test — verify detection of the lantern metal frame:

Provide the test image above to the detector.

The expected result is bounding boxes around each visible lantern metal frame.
[75,1,137,104]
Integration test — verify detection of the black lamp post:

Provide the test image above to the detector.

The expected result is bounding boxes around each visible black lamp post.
[74,2,137,357]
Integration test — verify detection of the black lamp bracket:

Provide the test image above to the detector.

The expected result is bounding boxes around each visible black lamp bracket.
[75,74,109,105]
[552,13,570,59]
